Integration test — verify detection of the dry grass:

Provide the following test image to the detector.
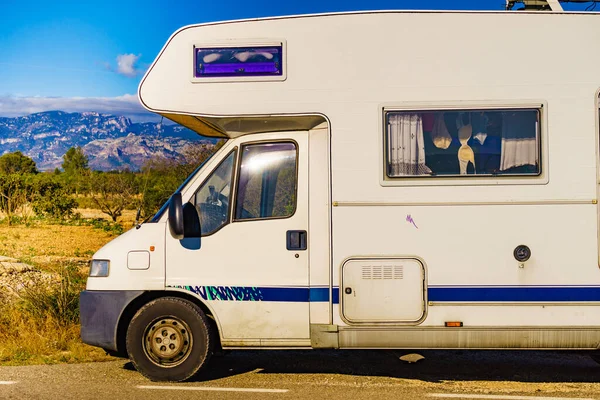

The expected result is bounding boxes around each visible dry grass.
[0,306,113,366]
[0,217,121,365]
[0,222,118,270]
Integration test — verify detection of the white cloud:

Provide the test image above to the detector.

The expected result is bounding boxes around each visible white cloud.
[0,94,160,122]
[116,53,142,77]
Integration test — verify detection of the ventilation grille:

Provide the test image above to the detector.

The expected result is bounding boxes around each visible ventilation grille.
[362,265,403,280]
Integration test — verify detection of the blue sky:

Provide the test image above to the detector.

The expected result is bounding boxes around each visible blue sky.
[0,0,595,120]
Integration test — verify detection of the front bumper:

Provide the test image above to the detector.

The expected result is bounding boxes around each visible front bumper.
[80,290,144,352]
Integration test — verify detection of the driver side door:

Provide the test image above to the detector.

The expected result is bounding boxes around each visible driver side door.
[165,132,309,345]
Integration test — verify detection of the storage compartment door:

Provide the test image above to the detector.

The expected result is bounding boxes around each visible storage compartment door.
[341,258,425,323]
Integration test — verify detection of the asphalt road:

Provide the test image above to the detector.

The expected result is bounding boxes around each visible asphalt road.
[1,350,600,400]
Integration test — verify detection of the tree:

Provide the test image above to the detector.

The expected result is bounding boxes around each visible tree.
[0,174,29,225]
[62,147,89,174]
[0,151,37,175]
[61,147,90,195]
[0,152,37,224]
[90,171,137,222]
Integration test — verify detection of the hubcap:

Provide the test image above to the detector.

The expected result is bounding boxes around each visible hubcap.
[143,317,193,367]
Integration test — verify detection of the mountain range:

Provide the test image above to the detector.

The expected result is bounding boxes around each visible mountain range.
[0,111,217,171]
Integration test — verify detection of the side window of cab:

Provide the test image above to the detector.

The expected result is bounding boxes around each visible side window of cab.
[191,150,236,235]
[234,142,297,221]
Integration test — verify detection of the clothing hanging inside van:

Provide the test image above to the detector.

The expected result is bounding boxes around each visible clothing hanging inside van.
[457,123,475,175]
[471,112,489,145]
[430,113,452,150]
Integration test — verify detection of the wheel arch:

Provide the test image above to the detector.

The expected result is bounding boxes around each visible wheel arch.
[115,290,221,357]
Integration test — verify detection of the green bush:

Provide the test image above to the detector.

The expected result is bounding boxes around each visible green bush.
[29,175,77,219]
[66,217,125,235]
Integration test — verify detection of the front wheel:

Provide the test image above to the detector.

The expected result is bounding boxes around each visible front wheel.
[126,297,214,381]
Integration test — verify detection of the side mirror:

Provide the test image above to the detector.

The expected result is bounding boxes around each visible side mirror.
[182,202,201,238]
[168,193,184,239]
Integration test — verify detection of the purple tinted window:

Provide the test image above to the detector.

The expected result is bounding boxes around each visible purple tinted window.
[194,46,283,78]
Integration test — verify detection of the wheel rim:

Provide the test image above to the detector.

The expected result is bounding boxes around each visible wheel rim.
[143,316,193,367]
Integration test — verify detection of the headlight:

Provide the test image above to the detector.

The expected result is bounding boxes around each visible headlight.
[90,260,110,277]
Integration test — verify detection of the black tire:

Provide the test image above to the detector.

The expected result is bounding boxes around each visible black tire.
[126,297,214,382]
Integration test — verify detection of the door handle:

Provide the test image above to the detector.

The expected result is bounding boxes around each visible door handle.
[286,230,307,250]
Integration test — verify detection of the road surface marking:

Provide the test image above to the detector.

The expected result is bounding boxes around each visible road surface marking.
[428,394,596,400]
[0,382,16,385]
[137,385,288,393]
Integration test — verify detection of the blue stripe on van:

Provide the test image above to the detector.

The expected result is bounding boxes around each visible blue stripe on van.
[333,287,340,304]
[261,287,308,302]
[309,287,328,302]
[172,285,600,303]
[309,287,340,303]
[428,286,600,302]
[172,285,337,302]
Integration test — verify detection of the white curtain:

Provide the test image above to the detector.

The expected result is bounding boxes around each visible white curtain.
[388,114,432,176]
[500,138,537,171]
[500,112,538,171]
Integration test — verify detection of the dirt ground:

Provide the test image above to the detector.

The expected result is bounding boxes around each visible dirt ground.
[0,223,117,269]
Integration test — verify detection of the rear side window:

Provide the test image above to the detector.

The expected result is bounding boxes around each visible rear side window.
[385,108,541,177]
[234,142,297,221]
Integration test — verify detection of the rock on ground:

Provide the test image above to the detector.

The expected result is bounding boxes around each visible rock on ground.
[0,256,57,301]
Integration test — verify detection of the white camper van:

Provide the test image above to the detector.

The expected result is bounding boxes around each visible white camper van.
[80,9,600,381]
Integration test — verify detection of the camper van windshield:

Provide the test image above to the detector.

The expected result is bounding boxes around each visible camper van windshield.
[149,155,215,223]
[385,108,541,178]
